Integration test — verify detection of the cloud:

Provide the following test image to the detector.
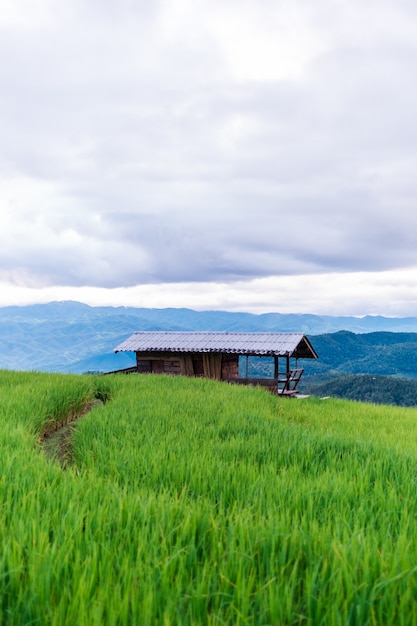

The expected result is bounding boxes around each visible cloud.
[1,0,417,313]
[1,267,417,317]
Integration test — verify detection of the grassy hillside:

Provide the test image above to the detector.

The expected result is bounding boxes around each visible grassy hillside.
[2,371,417,624]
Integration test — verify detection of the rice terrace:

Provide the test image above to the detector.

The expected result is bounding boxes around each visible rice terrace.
[2,369,417,624]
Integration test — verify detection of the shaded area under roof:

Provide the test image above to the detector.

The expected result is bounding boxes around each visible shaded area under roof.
[114,331,318,359]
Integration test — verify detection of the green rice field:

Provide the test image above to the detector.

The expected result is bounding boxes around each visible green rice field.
[2,370,417,624]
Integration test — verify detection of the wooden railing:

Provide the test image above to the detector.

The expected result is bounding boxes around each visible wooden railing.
[224,368,304,396]
[277,368,304,395]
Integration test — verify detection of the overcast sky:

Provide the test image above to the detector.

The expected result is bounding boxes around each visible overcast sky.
[2,0,417,316]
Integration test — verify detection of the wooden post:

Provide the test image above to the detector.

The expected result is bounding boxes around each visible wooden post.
[286,355,290,391]
[274,356,278,380]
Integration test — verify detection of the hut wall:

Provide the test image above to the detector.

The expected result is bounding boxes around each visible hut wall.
[192,356,204,377]
[221,354,239,379]
[136,352,181,375]
[135,351,237,380]
[136,359,152,373]
[179,355,195,376]
[202,354,223,380]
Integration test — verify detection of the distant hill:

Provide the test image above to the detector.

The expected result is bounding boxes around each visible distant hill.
[2,301,417,377]
[302,330,417,380]
[304,374,417,407]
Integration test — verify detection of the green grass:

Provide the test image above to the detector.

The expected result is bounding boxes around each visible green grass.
[1,370,417,624]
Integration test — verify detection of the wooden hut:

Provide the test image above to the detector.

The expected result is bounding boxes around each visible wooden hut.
[114,331,318,395]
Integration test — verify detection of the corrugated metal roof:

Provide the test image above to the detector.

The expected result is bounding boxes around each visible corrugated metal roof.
[114,331,318,358]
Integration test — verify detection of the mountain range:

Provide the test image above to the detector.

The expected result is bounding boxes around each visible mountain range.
[2,301,417,377]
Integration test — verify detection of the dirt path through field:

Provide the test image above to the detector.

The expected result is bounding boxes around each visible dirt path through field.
[40,399,103,468]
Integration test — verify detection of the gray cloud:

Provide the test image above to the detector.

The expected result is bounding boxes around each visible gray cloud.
[2,0,417,294]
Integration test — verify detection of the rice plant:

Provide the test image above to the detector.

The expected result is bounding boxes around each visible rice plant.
[2,370,417,624]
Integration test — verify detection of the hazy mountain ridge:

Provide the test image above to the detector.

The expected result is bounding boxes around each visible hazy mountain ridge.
[2,301,417,374]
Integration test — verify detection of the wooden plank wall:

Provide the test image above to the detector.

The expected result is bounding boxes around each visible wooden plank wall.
[221,355,239,379]
[202,354,222,379]
[136,351,238,380]
[179,355,195,376]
